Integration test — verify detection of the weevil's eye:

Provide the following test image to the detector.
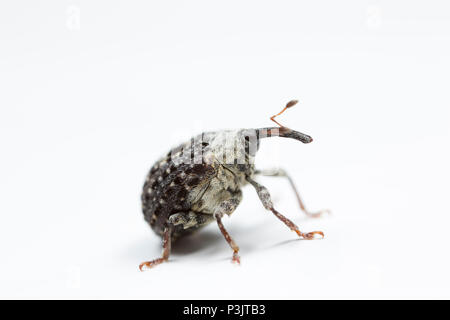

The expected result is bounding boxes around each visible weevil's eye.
[244,136,259,156]
[242,130,259,157]
[236,164,248,172]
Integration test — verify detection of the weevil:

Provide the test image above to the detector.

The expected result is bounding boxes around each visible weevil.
[139,100,329,270]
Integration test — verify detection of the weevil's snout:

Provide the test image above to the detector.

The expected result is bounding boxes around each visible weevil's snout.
[255,126,313,144]
[263,99,313,144]
[279,127,313,143]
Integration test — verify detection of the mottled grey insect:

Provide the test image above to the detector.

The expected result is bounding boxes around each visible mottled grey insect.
[139,100,329,270]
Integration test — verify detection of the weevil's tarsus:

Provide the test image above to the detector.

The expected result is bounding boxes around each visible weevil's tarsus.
[270,99,299,127]
[297,230,324,239]
[246,176,324,240]
[271,208,324,239]
[255,168,331,218]
[139,225,172,271]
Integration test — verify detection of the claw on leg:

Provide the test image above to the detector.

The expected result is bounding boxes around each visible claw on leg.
[232,250,241,265]
[295,230,324,240]
[139,257,167,271]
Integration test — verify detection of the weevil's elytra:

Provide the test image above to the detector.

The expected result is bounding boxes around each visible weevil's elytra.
[139,100,329,271]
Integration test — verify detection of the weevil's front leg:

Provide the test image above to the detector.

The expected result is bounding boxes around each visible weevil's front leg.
[247,176,324,240]
[255,168,330,218]
[214,197,242,264]
[139,225,172,271]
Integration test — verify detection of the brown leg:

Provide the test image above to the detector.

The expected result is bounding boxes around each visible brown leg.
[255,168,330,218]
[216,215,240,264]
[214,197,242,264]
[247,176,324,240]
[139,225,172,271]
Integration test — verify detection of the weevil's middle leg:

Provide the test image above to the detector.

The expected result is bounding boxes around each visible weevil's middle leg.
[246,176,324,240]
[216,216,240,264]
[214,197,242,264]
[139,225,172,271]
[255,168,330,218]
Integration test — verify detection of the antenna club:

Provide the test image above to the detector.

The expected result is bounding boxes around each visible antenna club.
[286,100,298,108]
[270,99,300,127]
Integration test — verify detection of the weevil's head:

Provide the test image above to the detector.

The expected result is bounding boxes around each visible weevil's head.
[199,126,312,176]
[239,99,313,159]
[193,100,313,178]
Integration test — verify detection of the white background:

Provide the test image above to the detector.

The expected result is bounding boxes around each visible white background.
[1,1,450,299]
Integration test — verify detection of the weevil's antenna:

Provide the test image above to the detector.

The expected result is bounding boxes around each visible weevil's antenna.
[248,99,312,145]
[270,99,298,127]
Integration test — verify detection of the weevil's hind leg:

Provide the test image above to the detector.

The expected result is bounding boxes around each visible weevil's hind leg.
[139,225,172,271]
[255,168,330,218]
[214,196,242,264]
[246,176,324,240]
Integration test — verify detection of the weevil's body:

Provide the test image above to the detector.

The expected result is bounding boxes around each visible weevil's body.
[139,101,329,271]
[142,130,256,239]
